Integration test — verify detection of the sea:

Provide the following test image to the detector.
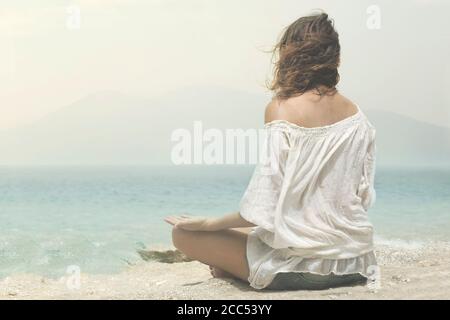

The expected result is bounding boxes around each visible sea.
[0,165,449,278]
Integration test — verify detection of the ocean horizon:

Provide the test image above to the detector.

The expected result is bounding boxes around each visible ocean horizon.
[1,165,449,278]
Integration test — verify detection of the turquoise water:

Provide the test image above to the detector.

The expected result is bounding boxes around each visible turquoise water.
[0,165,449,278]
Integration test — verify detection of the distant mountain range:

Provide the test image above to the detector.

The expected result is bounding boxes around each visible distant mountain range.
[364,108,450,166]
[0,87,449,166]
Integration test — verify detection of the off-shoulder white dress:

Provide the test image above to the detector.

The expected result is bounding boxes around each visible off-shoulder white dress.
[239,105,377,289]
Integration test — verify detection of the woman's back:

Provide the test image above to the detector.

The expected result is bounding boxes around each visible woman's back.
[265,92,360,129]
[240,94,377,288]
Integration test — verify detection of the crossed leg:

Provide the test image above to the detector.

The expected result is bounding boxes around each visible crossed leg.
[171,226,252,282]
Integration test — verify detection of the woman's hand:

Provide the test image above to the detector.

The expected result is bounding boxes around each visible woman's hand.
[164,212,255,232]
[164,215,217,231]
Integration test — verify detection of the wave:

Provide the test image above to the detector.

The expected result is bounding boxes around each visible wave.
[373,236,428,249]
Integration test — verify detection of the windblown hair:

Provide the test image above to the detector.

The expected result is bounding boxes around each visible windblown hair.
[269,12,341,99]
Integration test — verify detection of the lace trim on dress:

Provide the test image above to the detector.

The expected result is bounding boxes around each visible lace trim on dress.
[246,231,377,289]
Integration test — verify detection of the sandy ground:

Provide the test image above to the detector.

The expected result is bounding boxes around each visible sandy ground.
[1,243,449,300]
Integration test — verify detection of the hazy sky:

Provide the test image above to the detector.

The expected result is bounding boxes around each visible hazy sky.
[0,0,449,129]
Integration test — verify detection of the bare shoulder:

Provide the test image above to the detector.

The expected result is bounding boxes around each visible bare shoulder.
[264,93,359,128]
[264,98,289,124]
[338,94,360,114]
[264,96,310,125]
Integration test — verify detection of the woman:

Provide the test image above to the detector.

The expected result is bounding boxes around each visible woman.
[165,12,377,291]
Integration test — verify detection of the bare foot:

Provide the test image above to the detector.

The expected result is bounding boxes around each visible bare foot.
[209,266,234,279]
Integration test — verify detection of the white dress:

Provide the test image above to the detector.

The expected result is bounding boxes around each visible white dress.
[239,105,378,289]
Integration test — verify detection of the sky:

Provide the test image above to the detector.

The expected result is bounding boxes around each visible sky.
[0,0,449,130]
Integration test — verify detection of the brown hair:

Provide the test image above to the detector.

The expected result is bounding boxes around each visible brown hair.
[269,12,340,99]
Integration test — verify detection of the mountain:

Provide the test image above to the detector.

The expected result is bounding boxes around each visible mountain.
[0,87,266,165]
[0,87,449,166]
[365,109,450,166]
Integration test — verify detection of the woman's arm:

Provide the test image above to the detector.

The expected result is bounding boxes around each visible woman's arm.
[164,212,256,231]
